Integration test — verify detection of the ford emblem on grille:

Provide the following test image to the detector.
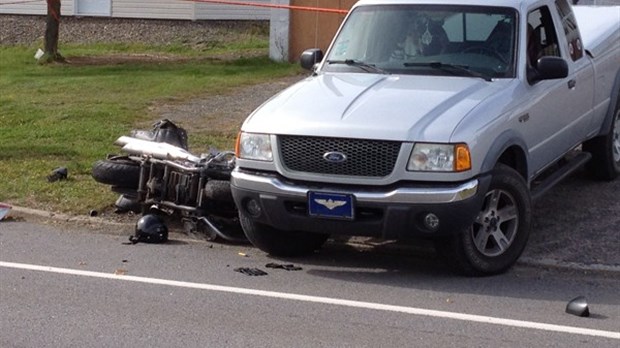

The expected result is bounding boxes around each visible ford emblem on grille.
[323,151,347,163]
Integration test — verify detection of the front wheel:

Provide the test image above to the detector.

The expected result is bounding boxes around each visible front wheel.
[92,155,140,188]
[434,164,531,276]
[239,212,330,257]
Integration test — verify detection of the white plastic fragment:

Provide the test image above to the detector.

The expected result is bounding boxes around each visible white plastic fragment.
[34,48,44,60]
[0,203,12,221]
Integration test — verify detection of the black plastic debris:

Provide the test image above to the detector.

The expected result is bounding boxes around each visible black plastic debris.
[266,263,303,271]
[566,296,590,317]
[234,267,268,276]
[47,167,68,182]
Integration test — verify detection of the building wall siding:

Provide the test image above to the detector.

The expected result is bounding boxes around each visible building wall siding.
[0,0,75,16]
[0,0,269,20]
[195,2,269,20]
[112,0,193,20]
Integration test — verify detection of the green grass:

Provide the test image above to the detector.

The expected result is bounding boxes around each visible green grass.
[0,42,299,214]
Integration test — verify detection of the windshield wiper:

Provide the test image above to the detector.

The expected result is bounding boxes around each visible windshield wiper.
[403,62,492,82]
[326,59,389,75]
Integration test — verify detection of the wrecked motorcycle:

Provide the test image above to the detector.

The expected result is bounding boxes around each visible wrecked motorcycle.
[91,119,246,242]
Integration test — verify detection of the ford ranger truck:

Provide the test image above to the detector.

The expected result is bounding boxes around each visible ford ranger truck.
[231,0,620,275]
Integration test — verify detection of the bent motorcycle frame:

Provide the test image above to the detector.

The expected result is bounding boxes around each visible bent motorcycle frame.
[115,136,243,242]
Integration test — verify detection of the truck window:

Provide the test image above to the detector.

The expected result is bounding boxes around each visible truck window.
[555,0,584,61]
[324,5,517,78]
[526,6,561,67]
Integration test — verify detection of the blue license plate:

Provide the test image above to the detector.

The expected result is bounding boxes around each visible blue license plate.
[308,191,354,220]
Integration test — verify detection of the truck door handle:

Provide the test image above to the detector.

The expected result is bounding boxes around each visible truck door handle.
[568,79,576,89]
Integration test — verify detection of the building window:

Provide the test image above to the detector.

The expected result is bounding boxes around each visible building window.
[75,0,111,16]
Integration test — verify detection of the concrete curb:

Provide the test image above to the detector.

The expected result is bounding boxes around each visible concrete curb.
[5,205,619,274]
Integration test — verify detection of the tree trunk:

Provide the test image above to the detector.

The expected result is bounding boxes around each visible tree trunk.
[42,0,63,63]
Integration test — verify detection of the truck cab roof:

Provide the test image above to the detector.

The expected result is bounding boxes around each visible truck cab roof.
[356,0,538,8]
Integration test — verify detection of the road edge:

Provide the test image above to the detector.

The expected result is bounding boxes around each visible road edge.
[5,205,619,274]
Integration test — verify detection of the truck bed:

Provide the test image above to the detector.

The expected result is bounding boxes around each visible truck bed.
[573,6,620,56]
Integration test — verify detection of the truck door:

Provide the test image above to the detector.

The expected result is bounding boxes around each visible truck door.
[554,0,595,133]
[522,3,594,174]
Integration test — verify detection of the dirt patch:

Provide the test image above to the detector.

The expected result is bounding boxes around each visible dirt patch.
[63,49,268,66]
[64,54,192,66]
[150,74,306,138]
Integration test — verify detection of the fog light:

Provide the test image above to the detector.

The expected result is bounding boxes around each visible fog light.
[245,199,262,217]
[423,213,440,231]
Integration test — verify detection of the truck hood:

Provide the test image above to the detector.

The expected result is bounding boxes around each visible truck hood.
[243,73,507,142]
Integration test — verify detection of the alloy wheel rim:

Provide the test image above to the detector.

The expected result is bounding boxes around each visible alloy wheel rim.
[471,189,519,257]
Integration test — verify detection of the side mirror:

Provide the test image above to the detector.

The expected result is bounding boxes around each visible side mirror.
[300,49,324,71]
[566,296,590,317]
[528,56,568,84]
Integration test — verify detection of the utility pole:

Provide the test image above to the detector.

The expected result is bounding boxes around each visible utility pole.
[41,0,64,63]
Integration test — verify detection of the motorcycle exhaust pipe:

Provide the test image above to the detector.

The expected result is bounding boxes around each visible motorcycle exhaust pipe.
[198,216,248,243]
[114,136,201,163]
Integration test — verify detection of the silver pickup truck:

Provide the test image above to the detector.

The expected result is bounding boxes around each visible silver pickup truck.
[231,0,620,275]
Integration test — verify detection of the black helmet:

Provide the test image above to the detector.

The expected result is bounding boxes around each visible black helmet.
[130,214,168,244]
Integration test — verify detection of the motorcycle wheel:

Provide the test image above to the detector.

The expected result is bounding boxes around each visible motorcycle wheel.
[91,155,140,188]
[204,180,234,202]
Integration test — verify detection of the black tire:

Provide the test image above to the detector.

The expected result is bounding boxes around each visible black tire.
[583,97,620,181]
[114,194,141,213]
[239,212,330,257]
[434,164,531,276]
[204,180,234,202]
[92,156,140,188]
[110,186,138,198]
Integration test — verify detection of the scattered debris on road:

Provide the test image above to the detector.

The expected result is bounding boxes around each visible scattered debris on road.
[234,267,268,276]
[266,263,302,271]
[114,269,128,275]
[566,296,590,317]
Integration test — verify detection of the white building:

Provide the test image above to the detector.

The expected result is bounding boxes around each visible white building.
[0,0,270,20]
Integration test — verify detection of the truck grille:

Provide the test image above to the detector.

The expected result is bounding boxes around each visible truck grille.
[278,135,401,177]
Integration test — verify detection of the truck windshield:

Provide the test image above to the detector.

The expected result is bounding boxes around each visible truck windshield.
[324,5,517,79]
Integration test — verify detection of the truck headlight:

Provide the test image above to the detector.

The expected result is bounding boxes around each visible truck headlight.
[407,143,471,172]
[235,132,273,161]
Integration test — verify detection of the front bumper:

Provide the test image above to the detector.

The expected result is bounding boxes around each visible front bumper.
[231,169,491,239]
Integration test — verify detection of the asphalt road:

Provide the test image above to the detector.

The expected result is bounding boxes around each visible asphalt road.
[523,168,620,269]
[1,221,619,347]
